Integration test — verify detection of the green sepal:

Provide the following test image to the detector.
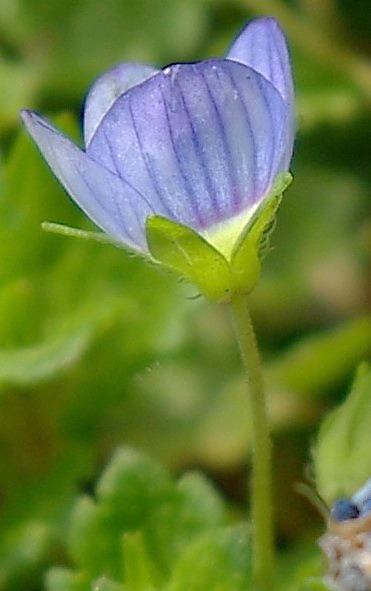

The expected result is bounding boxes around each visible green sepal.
[146,173,293,302]
[146,216,232,301]
[230,173,292,292]
[41,222,125,249]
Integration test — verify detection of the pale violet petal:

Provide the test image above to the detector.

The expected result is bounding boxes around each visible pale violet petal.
[227,18,295,176]
[226,17,294,105]
[274,100,295,174]
[21,110,152,252]
[352,478,371,514]
[83,62,158,146]
[87,59,288,234]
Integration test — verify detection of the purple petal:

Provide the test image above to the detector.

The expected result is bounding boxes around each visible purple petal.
[84,62,158,146]
[352,478,371,515]
[87,59,288,234]
[226,17,294,105]
[227,18,295,176]
[21,110,153,252]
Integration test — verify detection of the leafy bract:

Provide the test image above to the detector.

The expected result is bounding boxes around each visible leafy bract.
[314,363,371,503]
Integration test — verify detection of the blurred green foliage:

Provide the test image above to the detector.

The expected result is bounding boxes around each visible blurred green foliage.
[45,448,251,591]
[0,0,370,590]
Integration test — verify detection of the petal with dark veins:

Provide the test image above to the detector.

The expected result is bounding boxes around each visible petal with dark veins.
[84,62,158,146]
[88,59,288,234]
[21,109,153,252]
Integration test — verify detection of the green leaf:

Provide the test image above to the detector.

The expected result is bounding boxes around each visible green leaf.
[175,472,226,539]
[166,525,252,591]
[275,543,323,591]
[123,531,159,591]
[0,521,53,591]
[67,497,119,580]
[57,448,229,590]
[146,216,232,301]
[46,568,91,591]
[314,363,371,503]
[266,315,371,395]
[95,448,175,529]
[0,326,92,389]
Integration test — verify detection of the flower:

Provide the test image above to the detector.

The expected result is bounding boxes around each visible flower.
[21,17,294,257]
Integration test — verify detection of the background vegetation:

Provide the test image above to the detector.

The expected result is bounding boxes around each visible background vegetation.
[0,1,370,590]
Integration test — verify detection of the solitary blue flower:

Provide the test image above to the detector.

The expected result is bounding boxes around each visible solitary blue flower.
[21,17,294,256]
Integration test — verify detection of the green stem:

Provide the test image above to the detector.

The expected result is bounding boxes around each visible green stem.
[228,293,274,591]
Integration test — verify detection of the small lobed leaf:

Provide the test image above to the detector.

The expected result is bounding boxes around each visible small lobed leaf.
[313,363,371,503]
[68,496,122,580]
[57,447,232,590]
[164,471,227,566]
[95,448,176,544]
[122,531,160,591]
[175,472,226,537]
[165,525,252,591]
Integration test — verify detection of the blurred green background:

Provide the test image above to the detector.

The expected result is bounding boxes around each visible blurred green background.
[0,1,370,589]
